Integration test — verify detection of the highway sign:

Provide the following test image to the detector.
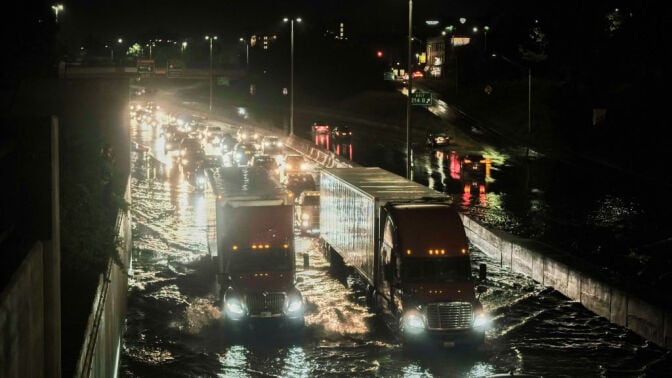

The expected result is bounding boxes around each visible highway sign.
[411,91,432,106]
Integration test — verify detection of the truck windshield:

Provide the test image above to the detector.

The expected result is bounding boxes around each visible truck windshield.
[402,257,471,283]
[229,249,292,272]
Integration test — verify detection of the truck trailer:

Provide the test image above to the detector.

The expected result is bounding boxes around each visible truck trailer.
[206,166,304,332]
[319,167,488,347]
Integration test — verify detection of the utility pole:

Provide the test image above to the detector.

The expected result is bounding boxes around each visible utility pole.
[406,0,413,179]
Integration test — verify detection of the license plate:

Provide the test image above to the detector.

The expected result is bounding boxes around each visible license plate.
[260,311,272,317]
[442,341,455,347]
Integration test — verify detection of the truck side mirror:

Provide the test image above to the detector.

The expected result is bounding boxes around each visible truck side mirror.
[479,263,487,282]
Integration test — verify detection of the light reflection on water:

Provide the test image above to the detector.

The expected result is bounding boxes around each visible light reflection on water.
[122,100,672,377]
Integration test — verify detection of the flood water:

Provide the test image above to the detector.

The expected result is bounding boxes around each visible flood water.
[120,111,671,377]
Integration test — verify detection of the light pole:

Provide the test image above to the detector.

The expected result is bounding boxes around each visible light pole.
[283,17,302,136]
[147,40,154,59]
[483,25,490,52]
[406,0,413,179]
[205,35,218,112]
[181,41,187,55]
[51,4,64,23]
[239,38,249,67]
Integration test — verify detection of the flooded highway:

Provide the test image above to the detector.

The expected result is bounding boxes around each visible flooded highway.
[120,103,671,377]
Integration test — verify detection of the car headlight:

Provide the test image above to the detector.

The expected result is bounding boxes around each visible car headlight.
[300,163,310,170]
[403,310,425,333]
[301,213,310,220]
[473,311,491,329]
[225,297,245,316]
[197,176,205,184]
[181,159,188,165]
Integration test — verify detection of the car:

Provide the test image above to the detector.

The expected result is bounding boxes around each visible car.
[279,154,311,184]
[232,142,258,166]
[426,131,451,148]
[460,154,488,177]
[164,132,185,155]
[236,127,259,142]
[206,129,225,148]
[285,173,316,197]
[178,138,205,170]
[295,190,320,234]
[312,123,330,136]
[260,135,282,155]
[411,70,424,79]
[219,133,238,153]
[330,126,352,144]
[249,154,278,172]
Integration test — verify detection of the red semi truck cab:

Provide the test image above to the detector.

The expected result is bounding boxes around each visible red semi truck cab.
[381,203,488,347]
[216,201,304,331]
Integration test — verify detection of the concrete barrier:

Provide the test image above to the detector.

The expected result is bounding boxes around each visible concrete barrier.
[461,213,671,349]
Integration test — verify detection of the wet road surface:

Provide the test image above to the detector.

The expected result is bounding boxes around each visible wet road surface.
[121,108,671,377]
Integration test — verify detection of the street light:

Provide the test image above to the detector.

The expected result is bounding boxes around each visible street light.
[406,0,413,179]
[51,4,64,23]
[283,17,302,137]
[181,41,187,55]
[146,40,155,59]
[483,26,490,52]
[239,38,249,67]
[205,35,218,112]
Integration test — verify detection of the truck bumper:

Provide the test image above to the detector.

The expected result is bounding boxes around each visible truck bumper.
[224,315,305,333]
[403,328,485,349]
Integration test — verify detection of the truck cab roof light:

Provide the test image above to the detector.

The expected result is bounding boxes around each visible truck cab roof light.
[461,248,467,254]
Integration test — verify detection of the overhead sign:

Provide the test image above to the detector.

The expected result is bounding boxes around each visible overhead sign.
[411,92,432,106]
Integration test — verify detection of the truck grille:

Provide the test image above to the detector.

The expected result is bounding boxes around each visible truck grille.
[425,302,473,330]
[246,292,286,315]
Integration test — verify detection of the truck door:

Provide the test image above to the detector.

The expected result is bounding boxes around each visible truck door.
[378,213,396,312]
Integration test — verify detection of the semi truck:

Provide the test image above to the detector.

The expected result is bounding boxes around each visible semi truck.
[206,166,304,331]
[319,167,488,347]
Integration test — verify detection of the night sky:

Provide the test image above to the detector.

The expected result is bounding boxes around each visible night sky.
[44,0,503,46]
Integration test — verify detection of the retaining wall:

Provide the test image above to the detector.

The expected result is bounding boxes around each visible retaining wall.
[74,185,132,378]
[0,242,46,378]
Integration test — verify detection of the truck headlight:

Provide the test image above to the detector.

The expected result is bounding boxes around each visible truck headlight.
[403,310,425,333]
[473,312,491,329]
[287,295,303,313]
[225,298,245,316]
